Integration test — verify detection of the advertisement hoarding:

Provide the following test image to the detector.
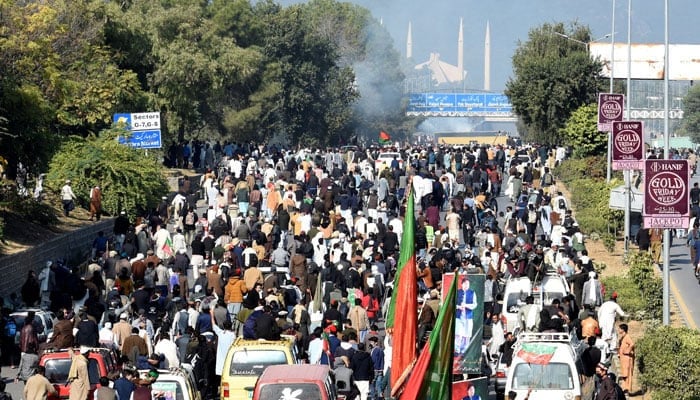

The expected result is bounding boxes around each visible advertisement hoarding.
[612,121,644,170]
[597,93,624,132]
[643,159,690,229]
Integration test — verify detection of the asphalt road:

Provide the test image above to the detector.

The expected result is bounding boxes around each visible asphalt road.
[667,172,700,330]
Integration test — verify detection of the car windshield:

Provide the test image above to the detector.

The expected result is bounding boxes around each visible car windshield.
[542,291,566,306]
[260,383,322,400]
[506,291,528,313]
[229,350,288,376]
[512,362,574,390]
[152,379,184,400]
[45,358,101,384]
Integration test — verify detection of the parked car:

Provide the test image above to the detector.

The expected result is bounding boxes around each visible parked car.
[138,367,202,400]
[10,309,57,344]
[39,347,120,400]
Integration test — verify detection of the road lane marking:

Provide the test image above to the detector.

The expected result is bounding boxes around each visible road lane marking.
[670,274,698,330]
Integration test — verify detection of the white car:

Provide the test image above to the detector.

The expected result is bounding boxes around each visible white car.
[375,152,403,171]
[10,309,57,344]
[140,367,202,400]
[506,331,584,400]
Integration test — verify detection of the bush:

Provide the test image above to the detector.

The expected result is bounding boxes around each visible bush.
[637,325,700,399]
[600,275,646,318]
[46,128,169,217]
[627,251,663,320]
[554,156,623,242]
[0,183,58,227]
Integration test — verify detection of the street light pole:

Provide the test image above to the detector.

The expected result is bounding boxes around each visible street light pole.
[662,0,670,326]
[623,0,632,257]
[607,0,617,183]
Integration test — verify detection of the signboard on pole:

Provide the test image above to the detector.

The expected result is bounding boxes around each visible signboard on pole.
[113,112,162,149]
[612,121,644,170]
[597,93,625,131]
[643,159,690,229]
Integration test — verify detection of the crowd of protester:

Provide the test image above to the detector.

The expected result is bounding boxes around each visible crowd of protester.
[1,140,647,399]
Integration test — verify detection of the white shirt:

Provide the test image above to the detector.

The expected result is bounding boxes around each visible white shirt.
[61,184,76,201]
[212,324,236,375]
[154,338,180,368]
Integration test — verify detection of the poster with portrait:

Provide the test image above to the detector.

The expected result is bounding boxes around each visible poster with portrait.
[442,272,485,374]
[452,377,489,400]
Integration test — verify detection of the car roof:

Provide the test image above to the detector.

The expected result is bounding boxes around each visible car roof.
[231,336,295,349]
[40,348,111,359]
[258,365,331,382]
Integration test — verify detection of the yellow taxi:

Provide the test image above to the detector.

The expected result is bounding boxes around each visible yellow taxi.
[220,335,298,400]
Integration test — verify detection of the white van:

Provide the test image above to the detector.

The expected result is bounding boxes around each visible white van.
[503,277,532,333]
[506,332,583,400]
[533,273,570,307]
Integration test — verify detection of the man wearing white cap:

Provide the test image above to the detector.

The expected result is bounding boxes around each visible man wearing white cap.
[112,313,132,350]
[60,179,76,217]
[67,346,90,400]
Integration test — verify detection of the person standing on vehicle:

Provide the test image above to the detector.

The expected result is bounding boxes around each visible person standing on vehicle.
[67,346,90,400]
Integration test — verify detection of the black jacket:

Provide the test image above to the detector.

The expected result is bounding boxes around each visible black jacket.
[350,350,374,381]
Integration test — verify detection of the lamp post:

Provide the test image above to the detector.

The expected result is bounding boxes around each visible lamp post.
[552,31,614,50]
[623,0,632,257]
[608,0,617,184]
[662,0,670,326]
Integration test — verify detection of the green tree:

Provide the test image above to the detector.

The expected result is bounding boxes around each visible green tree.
[46,128,168,216]
[681,84,700,143]
[301,0,410,142]
[505,22,603,145]
[253,4,358,146]
[0,0,144,175]
[561,103,607,158]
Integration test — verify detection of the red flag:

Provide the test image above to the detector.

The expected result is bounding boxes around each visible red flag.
[516,343,557,365]
[379,130,391,144]
[389,189,417,388]
[400,271,459,400]
[162,237,173,257]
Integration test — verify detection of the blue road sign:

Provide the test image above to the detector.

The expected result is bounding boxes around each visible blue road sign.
[118,130,162,149]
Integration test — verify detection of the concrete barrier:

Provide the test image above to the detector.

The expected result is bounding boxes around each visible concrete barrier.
[0,219,114,298]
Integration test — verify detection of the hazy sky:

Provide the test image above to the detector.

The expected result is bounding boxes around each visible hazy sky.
[279,0,697,92]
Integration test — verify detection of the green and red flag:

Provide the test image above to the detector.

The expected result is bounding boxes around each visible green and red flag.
[400,270,459,400]
[387,186,417,389]
[379,130,391,145]
[162,237,173,257]
[516,343,558,365]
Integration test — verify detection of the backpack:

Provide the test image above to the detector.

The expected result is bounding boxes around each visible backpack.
[185,212,195,226]
[4,317,16,338]
[558,198,566,210]
[543,173,553,186]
